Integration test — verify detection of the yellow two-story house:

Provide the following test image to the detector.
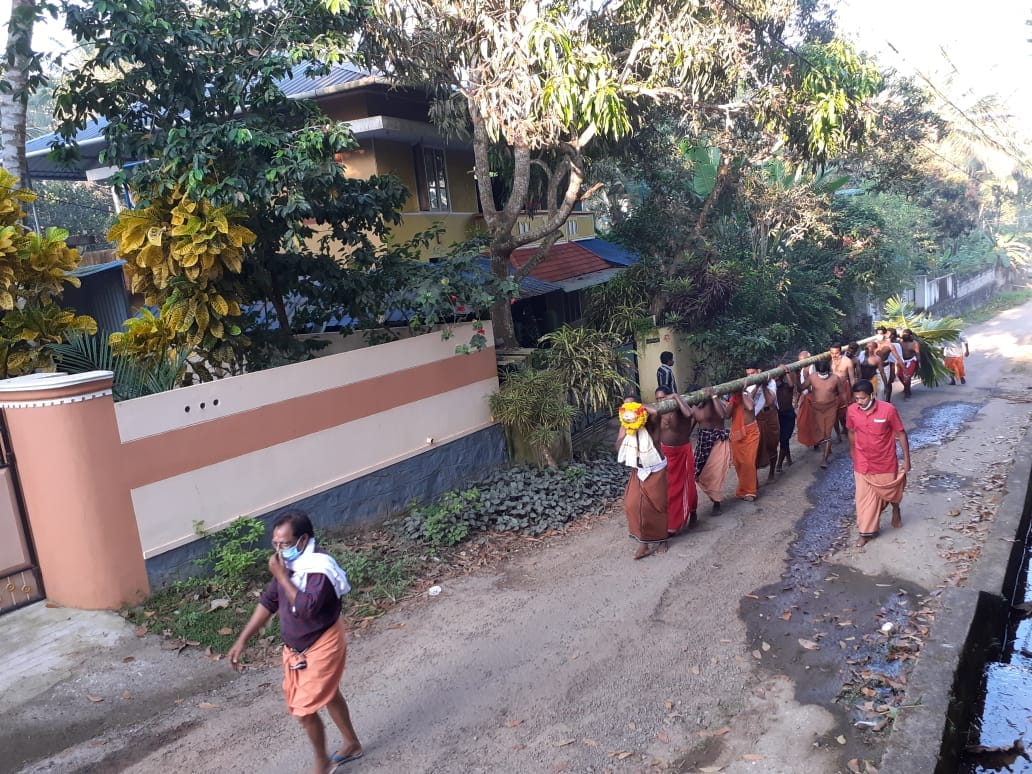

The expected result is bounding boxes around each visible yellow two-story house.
[26,63,639,345]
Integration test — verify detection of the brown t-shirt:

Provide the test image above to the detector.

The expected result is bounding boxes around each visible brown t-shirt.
[259,572,342,652]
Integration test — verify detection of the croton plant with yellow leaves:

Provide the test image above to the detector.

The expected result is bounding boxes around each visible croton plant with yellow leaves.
[0,170,96,377]
[107,186,255,347]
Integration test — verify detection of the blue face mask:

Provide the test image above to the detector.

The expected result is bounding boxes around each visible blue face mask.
[280,538,303,562]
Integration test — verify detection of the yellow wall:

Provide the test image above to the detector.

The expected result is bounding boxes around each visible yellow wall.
[445,149,479,212]
[637,326,694,399]
[338,140,379,179]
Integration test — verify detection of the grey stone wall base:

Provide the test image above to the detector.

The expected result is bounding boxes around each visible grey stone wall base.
[145,425,507,589]
[879,425,1032,772]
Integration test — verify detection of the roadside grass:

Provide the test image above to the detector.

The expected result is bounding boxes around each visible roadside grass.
[962,287,1032,326]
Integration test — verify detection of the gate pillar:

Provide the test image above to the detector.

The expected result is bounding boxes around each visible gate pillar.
[0,371,148,609]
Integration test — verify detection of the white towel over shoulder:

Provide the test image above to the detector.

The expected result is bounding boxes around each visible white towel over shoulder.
[285,538,351,596]
[618,428,665,477]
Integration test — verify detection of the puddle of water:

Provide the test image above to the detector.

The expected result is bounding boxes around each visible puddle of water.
[921,473,970,491]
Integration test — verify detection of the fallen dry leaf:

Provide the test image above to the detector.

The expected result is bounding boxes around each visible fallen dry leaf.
[217,627,234,636]
[847,759,862,773]
[87,695,105,703]
[691,665,701,675]
[798,638,820,651]
[836,735,847,745]
[611,751,634,760]
[208,598,230,611]
[504,719,525,728]
[781,610,792,621]
[120,690,131,700]
[657,732,670,744]
[664,700,675,709]
[198,702,220,709]
[743,594,759,600]
[134,626,147,637]
[582,738,599,747]
[761,641,771,652]
[699,727,731,738]
[555,739,576,747]
[699,767,724,773]
[742,754,764,761]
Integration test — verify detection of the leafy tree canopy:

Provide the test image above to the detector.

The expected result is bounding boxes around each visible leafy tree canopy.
[50,0,493,370]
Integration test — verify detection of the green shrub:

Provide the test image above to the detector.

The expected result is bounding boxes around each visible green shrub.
[397,455,627,543]
[195,517,268,589]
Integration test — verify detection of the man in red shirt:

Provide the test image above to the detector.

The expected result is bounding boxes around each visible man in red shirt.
[845,380,912,547]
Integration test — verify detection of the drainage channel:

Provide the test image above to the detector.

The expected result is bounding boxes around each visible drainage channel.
[957,508,1032,773]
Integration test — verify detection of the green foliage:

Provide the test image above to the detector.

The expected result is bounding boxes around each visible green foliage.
[50,330,191,400]
[55,0,510,367]
[489,367,578,459]
[196,518,269,591]
[537,325,629,413]
[0,170,97,377]
[331,547,417,618]
[403,489,482,546]
[31,181,116,240]
[397,458,627,542]
[583,261,652,341]
[760,39,882,169]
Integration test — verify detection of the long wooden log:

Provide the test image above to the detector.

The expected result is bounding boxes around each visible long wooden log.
[653,334,882,414]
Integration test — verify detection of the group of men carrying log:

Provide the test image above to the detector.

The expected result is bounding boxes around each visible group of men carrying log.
[615,326,970,559]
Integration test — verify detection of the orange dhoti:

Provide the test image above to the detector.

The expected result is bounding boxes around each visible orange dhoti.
[813,399,838,445]
[796,392,818,447]
[854,471,907,537]
[695,432,731,504]
[625,468,669,544]
[729,400,760,499]
[661,442,697,533]
[282,618,347,717]
[945,356,965,381]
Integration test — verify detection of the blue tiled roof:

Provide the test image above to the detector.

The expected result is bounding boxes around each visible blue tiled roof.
[578,238,640,267]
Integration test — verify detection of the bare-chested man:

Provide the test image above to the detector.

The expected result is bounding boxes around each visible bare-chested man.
[692,387,731,514]
[858,341,889,401]
[896,329,921,399]
[830,344,856,441]
[655,388,698,534]
[808,359,843,468]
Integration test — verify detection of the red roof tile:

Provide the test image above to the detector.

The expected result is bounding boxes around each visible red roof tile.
[509,242,611,283]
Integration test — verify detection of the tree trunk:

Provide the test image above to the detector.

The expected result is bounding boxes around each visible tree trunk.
[489,244,519,348]
[0,0,37,185]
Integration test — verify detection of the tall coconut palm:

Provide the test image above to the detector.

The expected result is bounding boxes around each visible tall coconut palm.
[0,0,41,185]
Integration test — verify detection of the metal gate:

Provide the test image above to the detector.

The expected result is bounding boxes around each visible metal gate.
[0,411,43,614]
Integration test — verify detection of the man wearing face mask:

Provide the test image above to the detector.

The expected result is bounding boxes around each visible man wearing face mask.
[845,380,911,548]
[228,510,362,773]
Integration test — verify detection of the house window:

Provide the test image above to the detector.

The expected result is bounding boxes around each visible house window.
[414,146,450,211]
[566,219,578,236]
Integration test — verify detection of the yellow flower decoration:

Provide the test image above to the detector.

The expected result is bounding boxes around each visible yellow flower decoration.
[619,401,647,432]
